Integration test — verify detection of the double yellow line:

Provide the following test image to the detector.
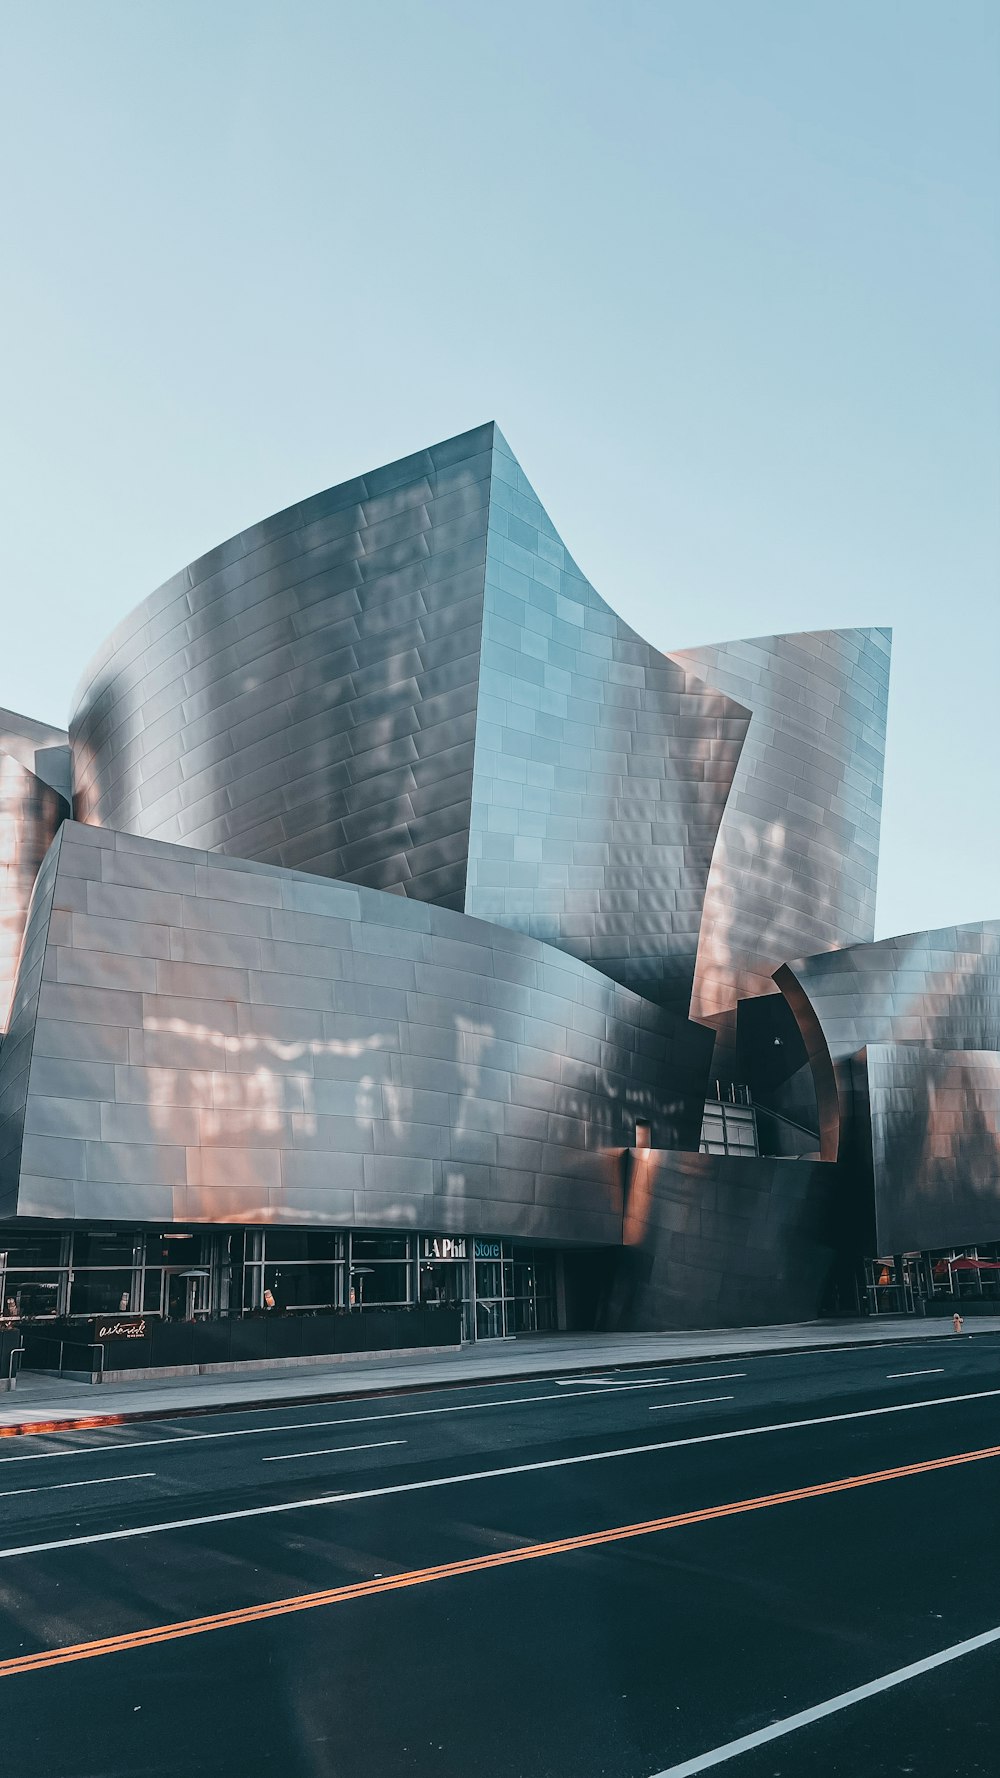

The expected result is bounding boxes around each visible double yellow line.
[4,1440,999,1679]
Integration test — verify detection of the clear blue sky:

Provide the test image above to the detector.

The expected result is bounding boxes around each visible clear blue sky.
[1,0,997,941]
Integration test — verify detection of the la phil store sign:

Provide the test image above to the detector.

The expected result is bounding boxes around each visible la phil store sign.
[421,1237,467,1261]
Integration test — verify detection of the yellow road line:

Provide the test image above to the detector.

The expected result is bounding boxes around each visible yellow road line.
[4,1440,999,1679]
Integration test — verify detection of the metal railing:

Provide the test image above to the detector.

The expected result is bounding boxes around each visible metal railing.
[22,1337,105,1381]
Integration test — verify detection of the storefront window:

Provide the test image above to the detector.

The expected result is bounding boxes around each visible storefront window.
[2,1274,62,1318]
[0,1232,65,1268]
[72,1232,137,1268]
[419,1262,465,1307]
[351,1233,408,1261]
[348,1232,413,1308]
[69,1269,136,1317]
[262,1263,343,1311]
[263,1230,343,1263]
[354,1263,410,1306]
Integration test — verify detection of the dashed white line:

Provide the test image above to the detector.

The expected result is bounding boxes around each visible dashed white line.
[0,1374,747,1465]
[886,1368,945,1379]
[262,1440,406,1464]
[3,1385,1000,1560]
[648,1397,734,1412]
[0,1472,155,1501]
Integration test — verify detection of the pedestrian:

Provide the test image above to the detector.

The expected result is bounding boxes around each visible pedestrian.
[953,1311,964,1333]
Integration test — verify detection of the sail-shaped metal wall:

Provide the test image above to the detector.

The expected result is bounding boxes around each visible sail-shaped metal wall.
[670,629,891,1022]
[70,425,749,1011]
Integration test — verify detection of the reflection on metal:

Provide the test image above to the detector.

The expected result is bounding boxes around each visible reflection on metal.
[465,430,750,1011]
[5,420,993,1326]
[0,707,72,801]
[610,1146,841,1330]
[70,425,749,1009]
[777,920,1000,1161]
[854,1045,1000,1254]
[71,426,498,909]
[779,922,1000,1254]
[0,822,713,1237]
[0,754,68,1032]
[670,630,891,1020]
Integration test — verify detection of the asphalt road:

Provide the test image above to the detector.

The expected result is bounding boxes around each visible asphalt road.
[1,1333,1000,1778]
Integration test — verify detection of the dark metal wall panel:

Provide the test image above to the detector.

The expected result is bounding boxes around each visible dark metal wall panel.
[0,827,64,1215]
[0,757,68,1032]
[466,428,751,1012]
[670,629,891,1020]
[0,823,712,1236]
[607,1147,842,1329]
[856,1045,1000,1254]
[70,426,496,910]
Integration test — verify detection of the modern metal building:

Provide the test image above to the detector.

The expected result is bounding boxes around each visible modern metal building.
[0,423,996,1356]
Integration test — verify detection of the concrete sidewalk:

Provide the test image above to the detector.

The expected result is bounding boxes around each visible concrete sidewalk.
[3,1314,999,1434]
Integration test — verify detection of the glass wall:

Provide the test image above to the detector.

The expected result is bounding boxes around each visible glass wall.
[0,1230,69,1319]
[473,1242,557,1338]
[243,1229,345,1313]
[0,1225,561,1338]
[349,1232,412,1307]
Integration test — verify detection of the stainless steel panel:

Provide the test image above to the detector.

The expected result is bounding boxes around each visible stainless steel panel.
[70,425,749,1011]
[0,822,712,1232]
[671,628,891,1021]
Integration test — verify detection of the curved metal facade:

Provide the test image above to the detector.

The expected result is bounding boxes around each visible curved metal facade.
[70,425,749,1008]
[465,431,750,1011]
[670,629,891,1022]
[777,920,1000,1160]
[854,1044,1000,1254]
[0,822,712,1238]
[0,757,67,1032]
[71,425,497,909]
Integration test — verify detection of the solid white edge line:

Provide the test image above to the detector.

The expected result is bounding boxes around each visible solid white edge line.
[648,1397,733,1412]
[0,1375,748,1465]
[648,1621,1000,1776]
[0,1472,155,1501]
[885,1369,944,1379]
[262,1440,406,1464]
[3,1385,1000,1561]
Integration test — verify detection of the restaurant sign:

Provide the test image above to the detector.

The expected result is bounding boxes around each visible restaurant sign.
[94,1317,148,1341]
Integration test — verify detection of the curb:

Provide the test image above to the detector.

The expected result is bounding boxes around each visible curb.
[2,1324,998,1438]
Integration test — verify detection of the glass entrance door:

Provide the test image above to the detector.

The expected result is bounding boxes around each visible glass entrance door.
[474,1257,507,1339]
[472,1246,559,1339]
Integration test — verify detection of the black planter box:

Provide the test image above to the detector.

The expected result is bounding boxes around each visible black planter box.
[19,1307,462,1375]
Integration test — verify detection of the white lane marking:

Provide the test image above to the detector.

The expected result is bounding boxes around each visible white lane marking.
[0,1375,747,1465]
[3,1385,1000,1561]
[886,1368,945,1379]
[262,1440,406,1464]
[648,1397,734,1412]
[554,1377,614,1385]
[0,1472,154,1502]
[648,1621,1000,1776]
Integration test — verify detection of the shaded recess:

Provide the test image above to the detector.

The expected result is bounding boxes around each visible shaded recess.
[0,707,70,1033]
[606,1147,842,1330]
